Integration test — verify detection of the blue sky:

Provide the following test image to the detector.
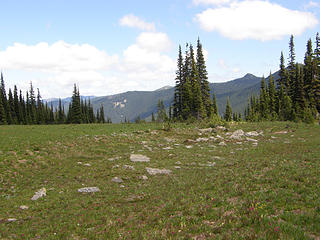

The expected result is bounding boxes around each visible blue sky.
[0,0,319,98]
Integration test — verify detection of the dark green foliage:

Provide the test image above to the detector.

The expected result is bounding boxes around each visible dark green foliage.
[156,99,168,122]
[212,91,218,115]
[70,84,82,124]
[151,112,155,122]
[246,34,320,123]
[0,92,7,124]
[224,97,232,121]
[173,39,216,121]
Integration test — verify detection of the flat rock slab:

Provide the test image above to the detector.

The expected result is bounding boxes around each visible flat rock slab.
[123,165,135,170]
[230,130,245,140]
[130,154,150,162]
[146,167,172,175]
[31,188,46,201]
[78,187,100,193]
[19,205,29,210]
[111,177,124,183]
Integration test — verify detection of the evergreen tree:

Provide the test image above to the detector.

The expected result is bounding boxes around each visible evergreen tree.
[304,39,314,102]
[36,88,45,124]
[71,84,82,124]
[19,90,26,125]
[294,64,306,117]
[173,45,183,120]
[259,76,268,119]
[29,82,37,124]
[268,72,277,118]
[156,99,167,122]
[224,97,232,121]
[278,51,287,89]
[1,73,12,124]
[99,104,105,123]
[151,112,155,122]
[288,35,296,99]
[196,38,213,117]
[57,99,65,124]
[212,91,218,115]
[13,86,21,124]
[0,93,7,124]
[8,88,17,124]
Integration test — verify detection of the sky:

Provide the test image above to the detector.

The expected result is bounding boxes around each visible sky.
[0,0,319,98]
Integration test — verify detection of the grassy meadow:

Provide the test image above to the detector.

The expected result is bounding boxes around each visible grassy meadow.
[0,122,319,239]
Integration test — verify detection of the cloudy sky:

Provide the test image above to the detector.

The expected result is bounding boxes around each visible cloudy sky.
[0,0,319,98]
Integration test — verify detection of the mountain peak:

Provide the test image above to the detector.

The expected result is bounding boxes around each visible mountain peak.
[155,85,173,91]
[244,73,256,78]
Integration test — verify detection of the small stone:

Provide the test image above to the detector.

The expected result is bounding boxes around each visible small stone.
[198,128,213,134]
[77,162,83,165]
[146,167,172,175]
[120,185,125,188]
[175,161,182,165]
[84,163,91,166]
[219,142,227,146]
[215,126,226,131]
[78,187,100,193]
[246,137,258,142]
[245,131,260,137]
[111,177,123,183]
[229,130,245,140]
[19,205,29,210]
[274,130,288,134]
[185,145,193,149]
[130,154,150,162]
[163,147,173,150]
[236,142,243,145]
[196,137,209,142]
[174,166,181,169]
[112,164,120,168]
[31,188,46,201]
[18,159,28,164]
[184,139,196,144]
[8,218,17,222]
[252,142,258,146]
[140,175,148,180]
[123,165,135,170]
[271,136,277,139]
[216,135,224,140]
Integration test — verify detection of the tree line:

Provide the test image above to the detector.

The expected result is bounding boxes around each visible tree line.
[172,38,218,121]
[0,78,107,125]
[243,33,320,123]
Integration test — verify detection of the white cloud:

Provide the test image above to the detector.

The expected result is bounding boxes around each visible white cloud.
[119,14,156,31]
[0,32,176,98]
[304,1,320,9]
[195,0,319,41]
[0,41,118,72]
[193,0,230,6]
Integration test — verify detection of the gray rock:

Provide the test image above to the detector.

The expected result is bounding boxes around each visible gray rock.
[175,161,182,165]
[163,146,173,150]
[219,141,227,146]
[216,126,226,131]
[185,145,193,149]
[19,205,29,210]
[123,165,135,170]
[196,137,209,142]
[246,137,258,142]
[245,131,260,137]
[198,128,213,134]
[146,167,172,175]
[31,188,46,201]
[130,154,150,162]
[111,177,124,183]
[78,187,100,193]
[84,163,91,166]
[7,218,17,222]
[229,130,245,140]
[174,166,181,169]
[140,175,148,180]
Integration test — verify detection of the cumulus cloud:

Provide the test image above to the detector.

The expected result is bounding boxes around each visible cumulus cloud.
[193,0,230,6]
[119,14,156,31]
[0,32,176,98]
[195,0,319,41]
[0,41,118,72]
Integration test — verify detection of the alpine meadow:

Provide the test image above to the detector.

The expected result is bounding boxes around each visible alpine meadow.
[0,0,320,239]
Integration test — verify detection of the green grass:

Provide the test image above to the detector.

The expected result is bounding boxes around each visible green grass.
[0,122,319,239]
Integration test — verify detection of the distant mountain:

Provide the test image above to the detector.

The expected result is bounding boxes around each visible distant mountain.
[46,72,280,122]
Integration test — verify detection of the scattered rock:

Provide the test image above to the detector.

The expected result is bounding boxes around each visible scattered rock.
[144,145,153,151]
[123,165,135,170]
[146,167,172,175]
[219,142,227,146]
[252,142,258,146]
[19,205,29,210]
[112,164,120,168]
[31,188,46,201]
[7,218,17,222]
[18,159,28,164]
[130,154,150,162]
[184,139,197,144]
[199,162,216,167]
[174,166,181,169]
[274,130,288,134]
[139,175,148,180]
[163,147,173,150]
[111,177,124,183]
[271,136,277,139]
[108,156,120,161]
[175,161,182,165]
[198,128,213,134]
[26,150,34,156]
[216,126,226,131]
[77,162,83,165]
[196,137,209,142]
[246,137,258,142]
[185,145,193,149]
[229,130,245,140]
[120,185,125,188]
[164,137,175,142]
[78,187,100,193]
[216,135,224,140]
[212,156,221,160]
[84,163,91,167]
[245,131,260,137]
[236,142,242,145]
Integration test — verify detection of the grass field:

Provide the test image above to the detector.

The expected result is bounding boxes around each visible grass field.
[0,122,319,239]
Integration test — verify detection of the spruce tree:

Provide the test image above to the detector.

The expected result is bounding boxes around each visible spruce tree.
[29,82,37,124]
[151,112,155,122]
[288,35,296,99]
[212,91,218,115]
[36,88,45,124]
[8,89,17,124]
[224,97,232,121]
[278,51,286,89]
[13,86,21,124]
[173,45,183,120]
[156,100,167,122]
[268,72,277,118]
[99,104,105,123]
[71,84,82,124]
[19,90,26,125]
[259,76,267,119]
[0,93,7,124]
[196,38,213,117]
